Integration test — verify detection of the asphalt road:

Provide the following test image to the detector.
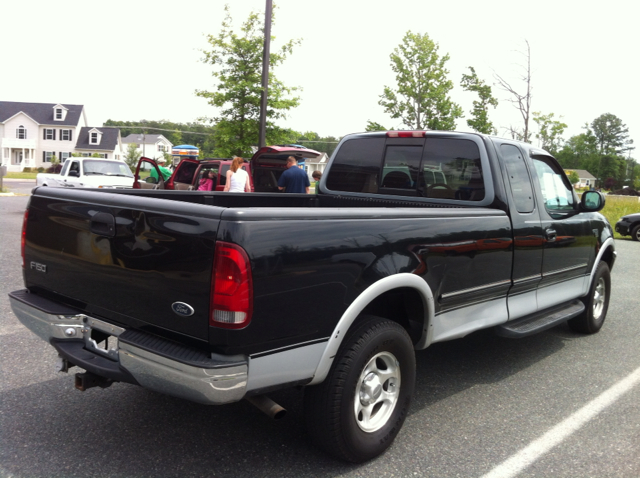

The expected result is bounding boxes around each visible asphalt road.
[1,194,639,477]
[0,178,37,195]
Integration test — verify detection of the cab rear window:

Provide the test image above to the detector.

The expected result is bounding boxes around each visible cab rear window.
[325,136,484,201]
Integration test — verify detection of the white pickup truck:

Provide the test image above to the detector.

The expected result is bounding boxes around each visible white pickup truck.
[36,158,134,189]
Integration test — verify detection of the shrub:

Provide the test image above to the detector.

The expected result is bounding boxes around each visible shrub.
[46,164,62,173]
[22,167,32,172]
[37,167,45,173]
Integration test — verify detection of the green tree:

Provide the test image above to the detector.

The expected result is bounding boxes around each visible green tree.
[532,112,568,155]
[124,142,141,171]
[591,113,634,156]
[567,170,580,186]
[365,120,388,132]
[460,67,498,134]
[196,5,301,157]
[295,131,340,157]
[379,31,462,130]
[104,119,215,155]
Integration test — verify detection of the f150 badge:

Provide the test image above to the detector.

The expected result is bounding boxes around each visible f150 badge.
[30,261,47,273]
[172,302,194,317]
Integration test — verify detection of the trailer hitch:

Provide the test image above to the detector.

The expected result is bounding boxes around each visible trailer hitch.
[75,372,114,391]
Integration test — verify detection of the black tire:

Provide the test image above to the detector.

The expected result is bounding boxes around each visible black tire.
[631,224,640,242]
[304,315,415,463]
[568,261,611,334]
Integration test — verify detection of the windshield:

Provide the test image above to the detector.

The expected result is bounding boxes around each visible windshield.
[83,160,133,177]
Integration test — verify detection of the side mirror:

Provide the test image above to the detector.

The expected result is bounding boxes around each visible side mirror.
[146,176,158,184]
[580,190,605,212]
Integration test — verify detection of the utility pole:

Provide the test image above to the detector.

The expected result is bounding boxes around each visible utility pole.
[258,0,272,148]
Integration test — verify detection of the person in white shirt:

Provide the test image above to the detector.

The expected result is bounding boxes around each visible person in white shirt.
[224,156,251,192]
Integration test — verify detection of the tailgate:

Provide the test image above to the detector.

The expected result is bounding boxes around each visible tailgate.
[23,188,223,341]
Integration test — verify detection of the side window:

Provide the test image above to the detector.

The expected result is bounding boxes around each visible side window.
[532,156,576,216]
[325,138,385,193]
[69,161,80,173]
[421,138,484,201]
[501,144,534,213]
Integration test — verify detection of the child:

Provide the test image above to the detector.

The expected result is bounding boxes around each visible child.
[312,170,322,194]
[198,170,214,191]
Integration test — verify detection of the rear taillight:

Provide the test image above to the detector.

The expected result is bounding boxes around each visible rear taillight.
[386,131,426,138]
[210,241,253,329]
[21,210,29,268]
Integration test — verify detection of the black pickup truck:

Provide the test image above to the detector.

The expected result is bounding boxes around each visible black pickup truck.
[9,130,616,462]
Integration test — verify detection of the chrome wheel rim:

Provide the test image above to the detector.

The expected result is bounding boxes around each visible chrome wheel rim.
[354,351,401,433]
[592,277,606,320]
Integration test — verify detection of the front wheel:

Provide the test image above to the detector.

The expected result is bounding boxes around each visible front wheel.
[631,224,640,242]
[304,316,415,463]
[568,261,611,334]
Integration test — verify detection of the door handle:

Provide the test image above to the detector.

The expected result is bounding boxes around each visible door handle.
[546,228,557,242]
[90,212,116,237]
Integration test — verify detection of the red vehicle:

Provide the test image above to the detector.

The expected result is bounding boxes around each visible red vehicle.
[133,145,321,193]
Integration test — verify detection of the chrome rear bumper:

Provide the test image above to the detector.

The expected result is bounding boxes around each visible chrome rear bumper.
[9,290,248,405]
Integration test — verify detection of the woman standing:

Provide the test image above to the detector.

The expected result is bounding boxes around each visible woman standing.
[224,157,251,192]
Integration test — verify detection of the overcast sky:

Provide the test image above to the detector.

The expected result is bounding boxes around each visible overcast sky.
[3,0,638,152]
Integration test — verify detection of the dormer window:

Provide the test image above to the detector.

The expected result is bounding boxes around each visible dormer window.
[88,128,102,145]
[53,104,68,121]
[16,125,27,139]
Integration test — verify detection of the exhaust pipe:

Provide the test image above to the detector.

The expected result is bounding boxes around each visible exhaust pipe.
[246,395,286,420]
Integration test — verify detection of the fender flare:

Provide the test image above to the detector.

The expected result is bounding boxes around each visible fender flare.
[308,273,435,385]
[587,237,616,292]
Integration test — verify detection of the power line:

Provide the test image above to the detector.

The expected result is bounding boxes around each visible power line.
[102,125,214,136]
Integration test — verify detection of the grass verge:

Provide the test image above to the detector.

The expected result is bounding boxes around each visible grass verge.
[4,172,37,179]
[601,195,640,239]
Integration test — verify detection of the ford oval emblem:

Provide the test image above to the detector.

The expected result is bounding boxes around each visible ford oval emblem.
[171,302,195,317]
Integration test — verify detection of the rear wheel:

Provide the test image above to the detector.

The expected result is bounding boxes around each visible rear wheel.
[568,261,610,334]
[304,315,415,463]
[631,224,640,242]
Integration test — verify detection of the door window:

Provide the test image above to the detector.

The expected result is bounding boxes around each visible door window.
[532,157,576,217]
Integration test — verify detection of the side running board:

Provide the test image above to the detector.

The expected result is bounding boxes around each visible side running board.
[496,300,585,338]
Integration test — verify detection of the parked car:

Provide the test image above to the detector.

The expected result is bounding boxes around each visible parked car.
[36,158,134,189]
[615,212,640,241]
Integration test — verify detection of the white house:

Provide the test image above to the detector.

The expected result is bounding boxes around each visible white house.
[121,134,173,160]
[565,169,596,188]
[74,127,124,160]
[0,101,88,171]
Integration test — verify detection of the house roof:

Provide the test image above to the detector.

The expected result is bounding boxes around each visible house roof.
[565,169,595,179]
[121,133,169,144]
[0,101,84,126]
[75,127,120,151]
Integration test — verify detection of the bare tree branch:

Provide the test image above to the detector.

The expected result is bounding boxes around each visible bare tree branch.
[493,40,532,142]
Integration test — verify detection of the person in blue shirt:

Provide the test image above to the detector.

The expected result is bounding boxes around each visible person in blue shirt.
[278,156,310,193]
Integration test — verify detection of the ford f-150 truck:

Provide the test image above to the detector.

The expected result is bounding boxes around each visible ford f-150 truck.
[36,157,134,189]
[9,130,616,463]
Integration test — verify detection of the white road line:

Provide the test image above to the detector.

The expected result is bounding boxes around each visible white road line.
[481,366,640,478]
